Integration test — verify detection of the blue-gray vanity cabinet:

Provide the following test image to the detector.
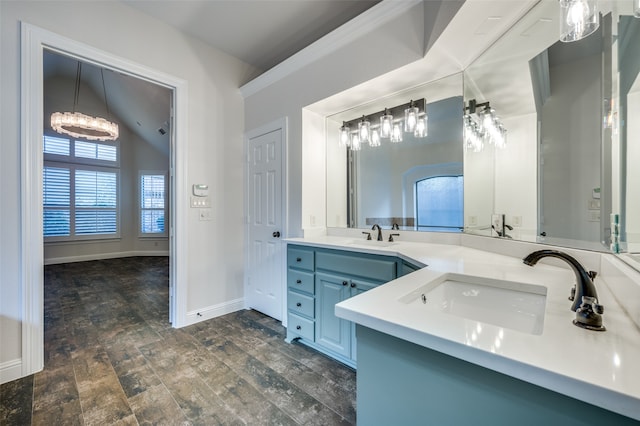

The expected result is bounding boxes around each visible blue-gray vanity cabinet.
[315,272,380,359]
[286,246,316,342]
[285,244,404,367]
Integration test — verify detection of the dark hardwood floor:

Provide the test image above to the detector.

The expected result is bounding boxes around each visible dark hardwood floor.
[0,257,356,425]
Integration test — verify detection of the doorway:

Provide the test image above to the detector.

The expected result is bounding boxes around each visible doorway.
[21,23,189,377]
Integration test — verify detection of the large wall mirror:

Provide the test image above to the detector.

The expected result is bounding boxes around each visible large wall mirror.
[464,0,639,253]
[325,1,639,255]
[326,74,463,231]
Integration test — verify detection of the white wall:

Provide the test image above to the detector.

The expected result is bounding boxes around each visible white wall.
[494,113,538,237]
[627,90,640,242]
[1,1,256,381]
[540,53,601,242]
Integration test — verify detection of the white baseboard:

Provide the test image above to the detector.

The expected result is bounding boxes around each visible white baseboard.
[0,358,23,385]
[184,298,245,326]
[44,250,170,265]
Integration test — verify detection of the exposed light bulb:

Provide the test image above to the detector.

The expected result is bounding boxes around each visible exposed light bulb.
[404,102,419,133]
[414,116,428,138]
[370,129,381,147]
[380,110,393,138]
[390,123,403,143]
[351,133,361,151]
[358,117,371,145]
[339,122,350,147]
[559,0,599,42]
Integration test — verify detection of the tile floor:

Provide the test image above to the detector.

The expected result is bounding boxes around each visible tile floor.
[0,257,356,425]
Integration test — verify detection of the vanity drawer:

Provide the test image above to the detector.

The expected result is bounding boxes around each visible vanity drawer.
[316,251,396,282]
[288,291,314,318]
[287,270,314,294]
[288,246,315,271]
[288,313,314,341]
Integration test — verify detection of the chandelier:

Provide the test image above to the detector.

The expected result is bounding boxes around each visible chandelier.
[51,61,119,141]
[338,99,427,151]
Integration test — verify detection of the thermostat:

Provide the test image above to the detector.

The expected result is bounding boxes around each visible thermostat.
[192,184,208,197]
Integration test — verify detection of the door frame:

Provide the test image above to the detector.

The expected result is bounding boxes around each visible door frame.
[244,117,288,324]
[20,22,189,376]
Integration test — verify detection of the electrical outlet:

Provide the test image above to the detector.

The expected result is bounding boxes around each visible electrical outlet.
[512,216,522,227]
[468,216,477,226]
[310,215,316,226]
[588,200,601,210]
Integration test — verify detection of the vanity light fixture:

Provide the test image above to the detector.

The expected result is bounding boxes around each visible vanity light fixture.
[464,99,507,151]
[414,115,428,138]
[380,108,393,138]
[51,61,119,141]
[370,129,381,147]
[358,115,371,145]
[404,100,419,133]
[464,115,484,152]
[351,133,362,151]
[559,0,600,42]
[338,98,426,150]
[339,122,351,147]
[391,123,403,143]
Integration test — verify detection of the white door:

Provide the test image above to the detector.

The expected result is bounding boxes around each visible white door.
[246,124,285,320]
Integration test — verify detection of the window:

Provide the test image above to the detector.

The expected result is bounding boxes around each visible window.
[43,135,119,240]
[415,176,463,231]
[140,172,166,235]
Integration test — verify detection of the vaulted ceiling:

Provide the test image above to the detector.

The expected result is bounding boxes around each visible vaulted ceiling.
[43,1,380,152]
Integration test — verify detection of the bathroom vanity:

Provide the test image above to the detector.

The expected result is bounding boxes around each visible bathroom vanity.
[285,233,640,423]
[285,243,422,367]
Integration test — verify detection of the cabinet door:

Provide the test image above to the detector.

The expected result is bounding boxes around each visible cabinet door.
[349,279,380,362]
[315,272,351,358]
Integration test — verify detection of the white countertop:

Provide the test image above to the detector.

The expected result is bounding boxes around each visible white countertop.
[286,235,640,421]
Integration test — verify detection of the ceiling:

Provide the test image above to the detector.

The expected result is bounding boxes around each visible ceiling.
[43,0,381,151]
[122,0,380,73]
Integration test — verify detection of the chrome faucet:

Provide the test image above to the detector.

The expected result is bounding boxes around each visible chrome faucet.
[523,249,605,331]
[371,224,383,241]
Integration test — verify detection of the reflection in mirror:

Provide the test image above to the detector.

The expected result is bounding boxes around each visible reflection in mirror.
[326,73,463,232]
[621,16,640,252]
[463,0,638,252]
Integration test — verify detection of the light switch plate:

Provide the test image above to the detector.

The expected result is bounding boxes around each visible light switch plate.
[191,196,211,208]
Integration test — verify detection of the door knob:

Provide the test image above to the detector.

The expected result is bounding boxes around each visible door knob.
[273,231,281,238]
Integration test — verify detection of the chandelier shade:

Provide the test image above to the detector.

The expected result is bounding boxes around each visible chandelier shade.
[51,61,119,141]
[51,111,119,141]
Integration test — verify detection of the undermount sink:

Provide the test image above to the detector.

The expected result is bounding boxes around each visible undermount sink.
[346,239,398,247]
[399,273,547,335]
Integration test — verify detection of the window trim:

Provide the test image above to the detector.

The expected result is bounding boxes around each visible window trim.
[138,170,168,238]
